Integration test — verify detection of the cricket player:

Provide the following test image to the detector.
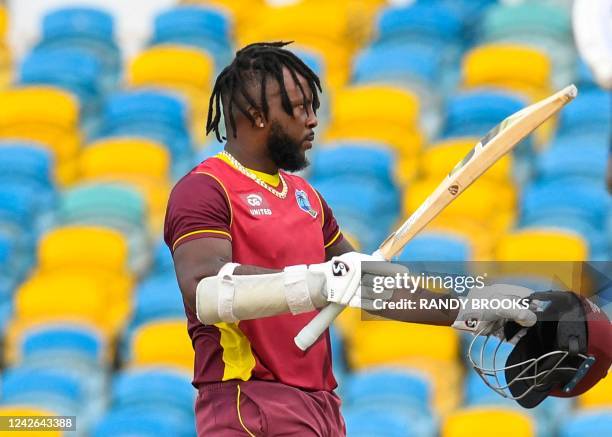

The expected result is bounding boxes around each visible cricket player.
[164,42,537,436]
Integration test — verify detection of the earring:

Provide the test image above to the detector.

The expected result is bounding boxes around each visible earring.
[259,123,265,128]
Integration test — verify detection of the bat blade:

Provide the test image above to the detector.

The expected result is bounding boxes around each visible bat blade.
[294,84,578,351]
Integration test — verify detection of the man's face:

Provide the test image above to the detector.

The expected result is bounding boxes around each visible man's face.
[264,67,318,172]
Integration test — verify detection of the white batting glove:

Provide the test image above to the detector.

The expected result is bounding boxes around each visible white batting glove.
[452,284,537,338]
[308,252,380,308]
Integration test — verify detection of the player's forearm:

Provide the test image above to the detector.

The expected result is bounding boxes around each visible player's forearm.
[365,287,459,326]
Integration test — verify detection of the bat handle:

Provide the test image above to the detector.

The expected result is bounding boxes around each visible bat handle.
[294,303,344,351]
[294,250,386,351]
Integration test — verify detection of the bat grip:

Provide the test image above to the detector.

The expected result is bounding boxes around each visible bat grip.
[294,250,386,351]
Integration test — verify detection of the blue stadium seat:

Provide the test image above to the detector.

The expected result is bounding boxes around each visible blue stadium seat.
[559,410,612,437]
[344,368,431,414]
[111,369,195,423]
[129,273,185,329]
[521,180,609,229]
[442,90,528,139]
[352,45,442,90]
[152,239,174,274]
[396,232,472,262]
[35,7,121,90]
[20,324,105,365]
[98,90,192,168]
[536,141,608,183]
[374,3,465,58]
[93,409,194,437]
[343,410,419,437]
[0,142,55,188]
[575,58,599,91]
[151,6,232,68]
[1,368,84,416]
[310,142,397,188]
[557,90,611,139]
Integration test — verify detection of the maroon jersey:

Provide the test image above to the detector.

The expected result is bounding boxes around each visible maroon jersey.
[164,156,343,391]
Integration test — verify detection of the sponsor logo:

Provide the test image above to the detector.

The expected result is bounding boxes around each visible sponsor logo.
[448,184,459,195]
[241,193,273,216]
[295,189,318,219]
[332,260,350,277]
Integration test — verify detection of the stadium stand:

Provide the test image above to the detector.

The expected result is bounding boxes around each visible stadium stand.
[0,1,610,436]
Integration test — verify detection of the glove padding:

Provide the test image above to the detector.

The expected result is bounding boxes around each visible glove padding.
[309,252,408,309]
[452,284,537,337]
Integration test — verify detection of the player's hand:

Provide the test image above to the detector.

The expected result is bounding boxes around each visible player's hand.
[451,284,537,338]
[309,253,408,309]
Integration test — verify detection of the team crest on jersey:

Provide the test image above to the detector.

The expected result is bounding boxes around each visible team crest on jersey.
[295,190,318,219]
[240,193,272,216]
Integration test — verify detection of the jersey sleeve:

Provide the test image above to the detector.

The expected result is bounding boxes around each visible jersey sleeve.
[316,190,344,249]
[164,172,232,253]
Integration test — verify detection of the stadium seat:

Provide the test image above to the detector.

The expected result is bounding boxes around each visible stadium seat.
[441,90,528,140]
[462,43,551,99]
[111,368,195,422]
[80,137,170,181]
[13,272,124,334]
[559,410,612,437]
[404,178,517,234]
[1,367,84,417]
[129,273,185,329]
[92,409,194,437]
[373,3,465,60]
[422,137,513,183]
[57,183,150,274]
[0,86,81,184]
[479,2,574,87]
[536,141,608,183]
[578,372,612,408]
[152,239,174,275]
[310,142,397,188]
[34,7,121,90]
[18,48,104,131]
[396,231,473,262]
[325,85,423,156]
[0,406,63,437]
[127,319,193,371]
[151,5,233,67]
[556,89,611,139]
[38,225,129,273]
[343,409,421,437]
[97,89,193,176]
[78,137,171,232]
[0,141,55,188]
[442,407,535,437]
[496,228,589,261]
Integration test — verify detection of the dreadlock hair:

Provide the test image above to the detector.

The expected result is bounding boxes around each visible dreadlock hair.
[206,41,322,142]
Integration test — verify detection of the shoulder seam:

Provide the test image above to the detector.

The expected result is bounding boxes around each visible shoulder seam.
[193,171,234,228]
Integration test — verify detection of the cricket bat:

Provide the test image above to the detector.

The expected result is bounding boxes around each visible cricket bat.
[294,84,578,351]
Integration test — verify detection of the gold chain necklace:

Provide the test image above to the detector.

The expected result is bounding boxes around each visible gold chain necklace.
[220,151,288,199]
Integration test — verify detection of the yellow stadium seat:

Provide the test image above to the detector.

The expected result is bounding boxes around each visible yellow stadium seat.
[128,44,214,91]
[346,321,460,368]
[0,86,79,132]
[0,5,7,41]
[0,46,11,89]
[0,86,81,184]
[13,272,121,334]
[462,43,551,96]
[442,407,535,437]
[579,374,612,408]
[422,137,513,183]
[129,320,193,371]
[0,406,63,437]
[496,228,589,261]
[404,178,517,234]
[80,137,171,181]
[426,216,500,260]
[38,226,129,273]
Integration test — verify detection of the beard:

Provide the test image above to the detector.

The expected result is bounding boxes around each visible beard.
[266,122,309,172]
